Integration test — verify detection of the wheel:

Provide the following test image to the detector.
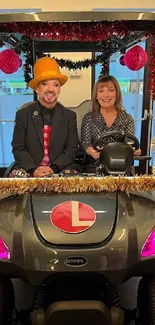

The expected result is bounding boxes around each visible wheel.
[137,276,155,325]
[0,277,16,325]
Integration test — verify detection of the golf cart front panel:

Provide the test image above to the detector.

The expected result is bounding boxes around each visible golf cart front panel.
[1,190,155,285]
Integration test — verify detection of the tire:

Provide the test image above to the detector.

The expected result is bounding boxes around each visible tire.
[137,276,155,325]
[0,277,16,325]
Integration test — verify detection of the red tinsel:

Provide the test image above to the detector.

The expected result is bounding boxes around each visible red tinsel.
[149,40,155,101]
[0,21,155,99]
[0,21,128,42]
[0,49,21,74]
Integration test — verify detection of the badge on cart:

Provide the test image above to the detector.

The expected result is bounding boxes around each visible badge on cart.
[50,201,96,234]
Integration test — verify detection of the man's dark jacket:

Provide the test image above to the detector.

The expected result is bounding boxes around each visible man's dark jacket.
[12,102,79,173]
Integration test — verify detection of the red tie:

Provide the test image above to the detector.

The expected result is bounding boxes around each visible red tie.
[40,124,51,166]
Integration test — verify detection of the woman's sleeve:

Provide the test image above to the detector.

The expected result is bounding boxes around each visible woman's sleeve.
[81,113,93,151]
[125,114,135,134]
[124,114,136,144]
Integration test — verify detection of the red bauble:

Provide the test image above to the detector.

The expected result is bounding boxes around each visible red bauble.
[0,49,21,74]
[119,55,125,66]
[124,45,148,71]
[19,58,22,67]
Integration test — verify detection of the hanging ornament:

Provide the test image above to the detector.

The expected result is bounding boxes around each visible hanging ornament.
[119,55,125,66]
[0,49,21,74]
[19,58,22,67]
[124,45,148,71]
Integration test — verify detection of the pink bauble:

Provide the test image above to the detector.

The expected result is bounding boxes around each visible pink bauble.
[119,55,125,66]
[0,49,21,74]
[19,58,22,67]
[124,45,148,71]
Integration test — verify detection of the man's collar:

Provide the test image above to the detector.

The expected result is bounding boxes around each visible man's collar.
[38,101,55,116]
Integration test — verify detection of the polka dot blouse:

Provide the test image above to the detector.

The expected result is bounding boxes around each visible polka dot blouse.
[81,110,135,152]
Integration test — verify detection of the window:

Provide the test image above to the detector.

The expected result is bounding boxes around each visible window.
[0,8,41,168]
[0,48,33,167]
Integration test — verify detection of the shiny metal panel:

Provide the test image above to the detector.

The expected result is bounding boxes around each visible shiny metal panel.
[0,11,155,23]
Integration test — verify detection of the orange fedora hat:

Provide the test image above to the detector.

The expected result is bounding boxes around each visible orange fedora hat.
[28,57,68,90]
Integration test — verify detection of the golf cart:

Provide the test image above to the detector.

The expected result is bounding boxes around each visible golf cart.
[0,129,154,325]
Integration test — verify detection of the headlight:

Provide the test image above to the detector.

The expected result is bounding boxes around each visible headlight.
[141,228,155,258]
[0,237,10,260]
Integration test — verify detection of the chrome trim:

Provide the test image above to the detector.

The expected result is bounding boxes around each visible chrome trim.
[0,11,155,23]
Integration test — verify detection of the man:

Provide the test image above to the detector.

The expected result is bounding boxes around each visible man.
[11,57,79,177]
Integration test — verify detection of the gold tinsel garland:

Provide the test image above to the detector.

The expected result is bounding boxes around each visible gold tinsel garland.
[0,176,155,195]
[152,166,155,175]
[152,136,155,175]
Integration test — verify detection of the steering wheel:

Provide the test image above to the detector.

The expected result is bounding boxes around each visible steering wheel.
[93,130,140,151]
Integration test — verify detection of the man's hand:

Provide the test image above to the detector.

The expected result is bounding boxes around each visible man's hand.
[33,166,54,177]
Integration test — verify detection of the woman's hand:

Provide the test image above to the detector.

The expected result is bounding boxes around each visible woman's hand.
[86,146,100,159]
[134,149,141,156]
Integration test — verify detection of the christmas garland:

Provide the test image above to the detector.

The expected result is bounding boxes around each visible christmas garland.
[17,36,121,83]
[0,20,129,82]
[0,21,128,42]
[149,39,155,101]
[0,20,155,98]
[0,176,155,196]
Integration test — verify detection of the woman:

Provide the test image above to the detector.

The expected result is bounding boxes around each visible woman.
[81,75,141,173]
